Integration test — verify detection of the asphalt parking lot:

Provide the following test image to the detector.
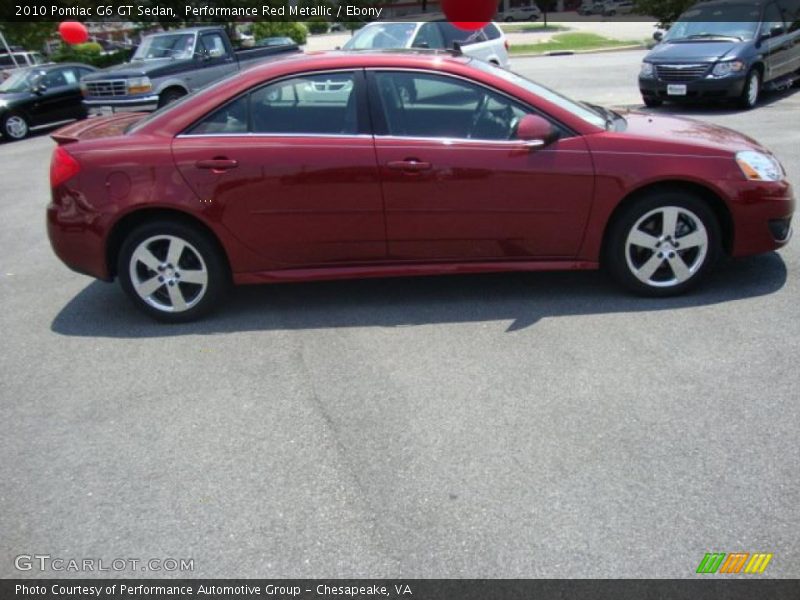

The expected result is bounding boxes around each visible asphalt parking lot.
[1,50,798,578]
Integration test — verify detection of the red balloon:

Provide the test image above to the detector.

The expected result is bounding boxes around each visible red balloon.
[441,0,495,30]
[59,21,89,45]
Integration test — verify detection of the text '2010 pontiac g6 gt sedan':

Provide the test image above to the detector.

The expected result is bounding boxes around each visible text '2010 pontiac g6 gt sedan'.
[47,51,794,322]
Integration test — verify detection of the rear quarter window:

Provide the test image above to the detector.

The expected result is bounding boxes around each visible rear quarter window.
[483,24,502,40]
[437,22,489,47]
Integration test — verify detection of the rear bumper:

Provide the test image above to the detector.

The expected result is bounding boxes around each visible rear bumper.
[639,74,747,101]
[47,186,111,281]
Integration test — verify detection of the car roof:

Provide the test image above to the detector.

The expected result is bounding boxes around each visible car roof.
[8,62,95,73]
[241,49,473,76]
[694,0,767,7]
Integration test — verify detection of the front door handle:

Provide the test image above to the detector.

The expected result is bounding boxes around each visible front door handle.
[195,158,239,172]
[387,159,432,172]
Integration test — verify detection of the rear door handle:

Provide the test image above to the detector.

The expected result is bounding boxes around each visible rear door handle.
[195,158,239,172]
[387,159,432,172]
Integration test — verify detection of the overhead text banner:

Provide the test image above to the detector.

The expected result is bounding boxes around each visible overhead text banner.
[0,0,776,23]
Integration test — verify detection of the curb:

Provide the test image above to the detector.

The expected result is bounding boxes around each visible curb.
[510,44,646,58]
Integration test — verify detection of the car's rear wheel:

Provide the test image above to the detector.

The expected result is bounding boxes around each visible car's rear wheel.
[118,221,228,322]
[738,68,761,109]
[605,192,721,296]
[2,113,29,140]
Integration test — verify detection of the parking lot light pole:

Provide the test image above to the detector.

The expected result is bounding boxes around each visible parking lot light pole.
[0,29,21,68]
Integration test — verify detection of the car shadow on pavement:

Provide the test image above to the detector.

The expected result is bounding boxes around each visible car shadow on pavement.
[630,85,799,115]
[51,252,788,338]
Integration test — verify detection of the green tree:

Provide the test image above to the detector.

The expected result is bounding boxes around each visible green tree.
[0,22,56,52]
[539,0,557,28]
[633,0,696,27]
[253,21,309,45]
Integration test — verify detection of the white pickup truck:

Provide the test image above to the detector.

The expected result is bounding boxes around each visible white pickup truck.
[0,51,46,81]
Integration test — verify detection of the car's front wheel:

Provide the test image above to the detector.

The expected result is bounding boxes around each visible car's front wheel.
[118,221,229,322]
[605,192,721,296]
[158,88,186,108]
[2,113,29,140]
[738,68,761,109]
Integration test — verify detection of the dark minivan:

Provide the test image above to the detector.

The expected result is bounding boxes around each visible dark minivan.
[639,0,800,108]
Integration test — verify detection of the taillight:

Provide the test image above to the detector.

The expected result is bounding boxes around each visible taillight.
[50,146,80,187]
[504,39,510,52]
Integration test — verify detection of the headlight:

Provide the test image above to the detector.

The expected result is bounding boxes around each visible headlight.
[79,82,87,96]
[127,76,152,95]
[736,151,783,182]
[640,62,654,78]
[711,60,745,77]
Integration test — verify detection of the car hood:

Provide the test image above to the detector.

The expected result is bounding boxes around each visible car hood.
[620,111,765,154]
[647,40,739,62]
[84,58,191,80]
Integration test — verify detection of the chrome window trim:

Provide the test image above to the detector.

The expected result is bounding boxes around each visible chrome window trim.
[176,132,374,140]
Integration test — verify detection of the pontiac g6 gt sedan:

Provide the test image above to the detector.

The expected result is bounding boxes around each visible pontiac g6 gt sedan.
[47,51,794,322]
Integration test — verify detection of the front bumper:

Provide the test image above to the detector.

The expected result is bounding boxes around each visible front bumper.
[83,95,159,112]
[639,73,747,102]
[723,179,795,257]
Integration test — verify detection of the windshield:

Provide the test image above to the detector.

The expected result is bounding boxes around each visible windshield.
[470,59,609,130]
[343,23,417,50]
[133,33,196,60]
[0,69,39,93]
[665,5,760,41]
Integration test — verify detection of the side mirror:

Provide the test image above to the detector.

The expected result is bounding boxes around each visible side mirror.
[32,83,46,94]
[516,114,558,149]
[653,30,663,42]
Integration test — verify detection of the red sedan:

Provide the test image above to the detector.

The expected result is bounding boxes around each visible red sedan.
[48,51,794,322]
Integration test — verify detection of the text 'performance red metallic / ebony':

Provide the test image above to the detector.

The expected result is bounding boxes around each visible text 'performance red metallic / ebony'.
[47,51,794,322]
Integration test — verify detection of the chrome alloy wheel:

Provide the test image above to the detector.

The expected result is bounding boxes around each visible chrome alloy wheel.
[625,206,709,288]
[4,115,28,139]
[128,235,208,313]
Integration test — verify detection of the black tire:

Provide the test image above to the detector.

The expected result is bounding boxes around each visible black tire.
[158,88,186,108]
[737,68,761,109]
[643,95,663,108]
[605,191,721,297]
[117,220,229,323]
[2,112,29,140]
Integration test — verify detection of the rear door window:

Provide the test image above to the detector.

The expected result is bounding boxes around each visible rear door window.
[187,71,361,136]
[251,72,358,135]
[437,22,489,47]
[763,2,786,34]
